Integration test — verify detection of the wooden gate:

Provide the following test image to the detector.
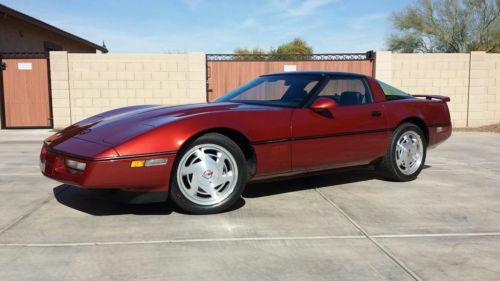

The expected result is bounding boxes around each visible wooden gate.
[206,52,375,101]
[0,53,53,128]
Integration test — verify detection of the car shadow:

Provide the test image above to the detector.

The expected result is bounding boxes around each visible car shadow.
[53,185,174,216]
[243,165,432,198]
[53,165,432,215]
[243,167,380,198]
[53,185,246,216]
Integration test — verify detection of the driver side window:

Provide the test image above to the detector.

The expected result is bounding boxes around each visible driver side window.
[318,78,373,106]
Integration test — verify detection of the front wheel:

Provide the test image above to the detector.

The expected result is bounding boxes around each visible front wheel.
[377,123,427,181]
[169,133,248,214]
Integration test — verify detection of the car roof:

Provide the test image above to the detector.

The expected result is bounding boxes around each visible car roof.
[261,71,367,78]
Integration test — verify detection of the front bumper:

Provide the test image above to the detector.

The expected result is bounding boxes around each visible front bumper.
[40,145,176,192]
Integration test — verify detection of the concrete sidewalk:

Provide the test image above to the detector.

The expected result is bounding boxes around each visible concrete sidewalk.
[0,132,499,280]
[0,129,54,142]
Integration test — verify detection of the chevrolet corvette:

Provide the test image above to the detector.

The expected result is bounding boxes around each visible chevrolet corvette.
[40,71,452,214]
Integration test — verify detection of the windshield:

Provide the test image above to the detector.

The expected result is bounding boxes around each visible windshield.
[216,75,322,108]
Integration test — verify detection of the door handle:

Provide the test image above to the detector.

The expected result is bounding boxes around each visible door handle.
[371,110,382,117]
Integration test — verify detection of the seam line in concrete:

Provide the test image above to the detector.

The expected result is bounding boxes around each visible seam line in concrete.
[315,188,423,281]
[373,232,500,238]
[0,186,67,237]
[0,173,45,176]
[428,161,500,165]
[0,232,500,247]
[0,235,366,247]
[1,232,498,248]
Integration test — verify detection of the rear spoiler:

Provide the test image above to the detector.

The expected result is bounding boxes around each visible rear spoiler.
[412,95,450,102]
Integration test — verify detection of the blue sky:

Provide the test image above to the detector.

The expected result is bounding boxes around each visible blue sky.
[1,0,412,53]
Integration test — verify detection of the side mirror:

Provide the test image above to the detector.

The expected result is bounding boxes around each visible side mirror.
[310,97,336,118]
[310,97,337,113]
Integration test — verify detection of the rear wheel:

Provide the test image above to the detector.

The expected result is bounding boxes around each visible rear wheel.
[169,133,248,214]
[377,123,426,181]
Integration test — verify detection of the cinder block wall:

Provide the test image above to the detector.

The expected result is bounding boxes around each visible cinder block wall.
[375,51,500,128]
[49,51,72,127]
[375,52,470,127]
[49,51,206,129]
[48,51,499,129]
[468,52,500,127]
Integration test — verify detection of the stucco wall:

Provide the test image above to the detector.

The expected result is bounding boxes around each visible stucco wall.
[49,51,206,128]
[375,51,500,128]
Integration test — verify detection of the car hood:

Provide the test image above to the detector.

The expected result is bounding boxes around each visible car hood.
[53,102,275,148]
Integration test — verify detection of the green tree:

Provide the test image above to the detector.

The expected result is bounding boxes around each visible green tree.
[270,38,313,60]
[273,38,313,55]
[387,0,500,53]
[233,38,313,60]
[233,47,266,60]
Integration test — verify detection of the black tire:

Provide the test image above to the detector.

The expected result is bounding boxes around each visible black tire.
[169,133,248,214]
[377,123,427,181]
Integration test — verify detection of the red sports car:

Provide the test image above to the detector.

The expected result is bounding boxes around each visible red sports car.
[41,71,451,214]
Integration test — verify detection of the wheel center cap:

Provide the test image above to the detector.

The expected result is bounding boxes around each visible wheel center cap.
[202,170,214,179]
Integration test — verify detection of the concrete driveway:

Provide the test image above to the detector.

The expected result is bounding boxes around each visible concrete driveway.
[0,130,499,281]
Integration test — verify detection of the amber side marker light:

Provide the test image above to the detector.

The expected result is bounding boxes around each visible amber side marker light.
[130,158,168,168]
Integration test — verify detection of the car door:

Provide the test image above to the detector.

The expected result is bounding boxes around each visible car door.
[291,76,390,172]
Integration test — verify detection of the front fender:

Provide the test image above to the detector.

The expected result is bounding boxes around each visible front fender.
[112,109,293,156]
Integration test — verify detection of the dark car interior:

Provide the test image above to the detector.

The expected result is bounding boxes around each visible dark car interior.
[317,78,373,106]
[320,91,370,106]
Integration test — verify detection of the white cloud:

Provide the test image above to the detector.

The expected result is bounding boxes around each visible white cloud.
[180,0,203,9]
[348,13,389,31]
[240,17,258,29]
[269,0,336,17]
[13,0,388,53]
[289,0,336,17]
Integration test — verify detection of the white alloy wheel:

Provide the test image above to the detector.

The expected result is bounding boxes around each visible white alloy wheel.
[176,144,238,206]
[395,130,424,175]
